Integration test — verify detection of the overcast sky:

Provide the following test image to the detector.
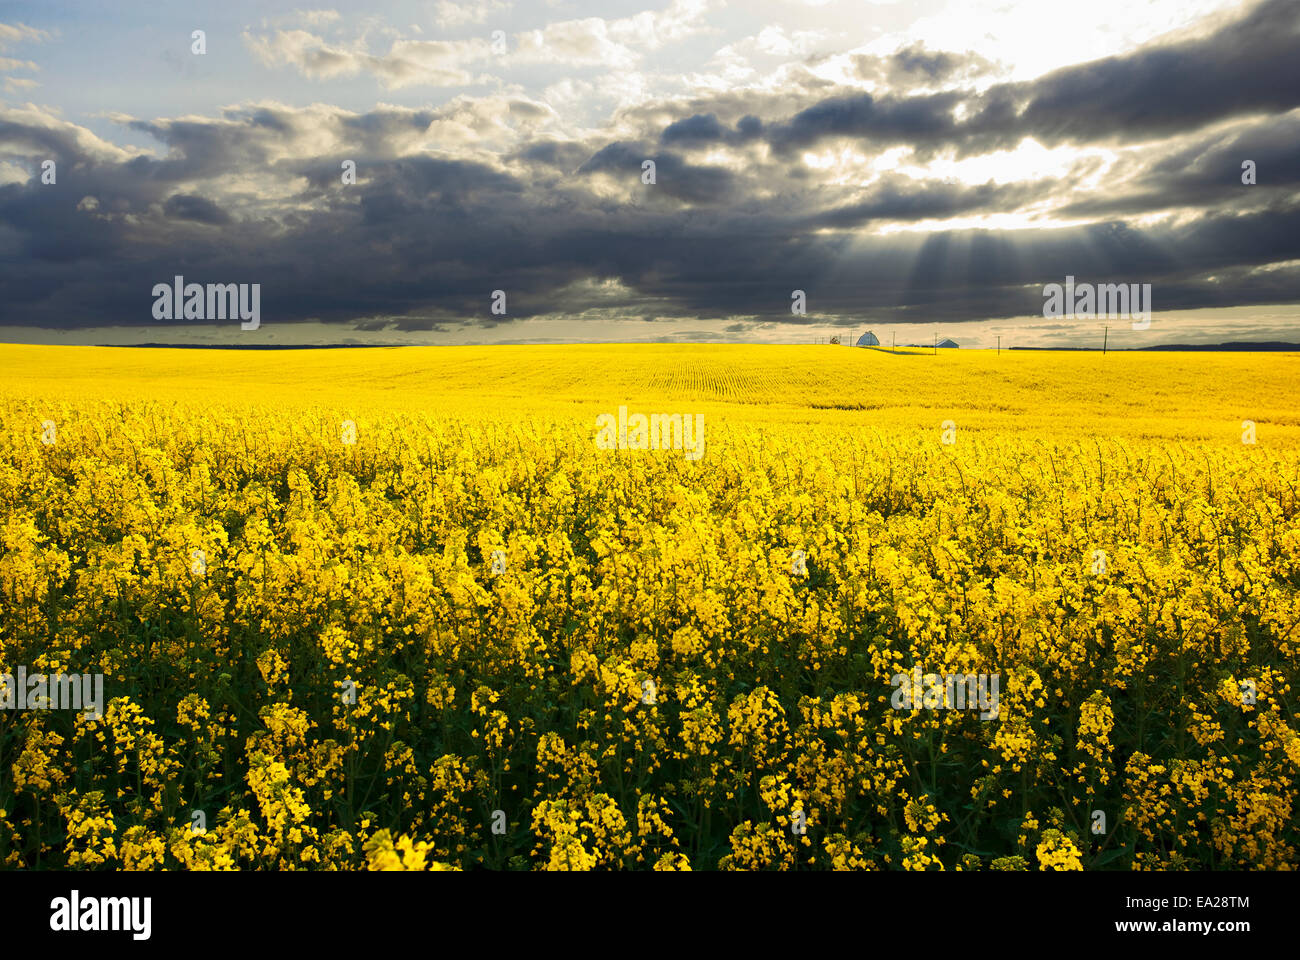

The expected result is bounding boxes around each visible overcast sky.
[1,0,1297,347]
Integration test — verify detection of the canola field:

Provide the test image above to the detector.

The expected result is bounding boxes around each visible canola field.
[1,343,1298,870]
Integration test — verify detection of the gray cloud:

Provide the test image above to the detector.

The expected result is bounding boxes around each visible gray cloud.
[852,43,1002,90]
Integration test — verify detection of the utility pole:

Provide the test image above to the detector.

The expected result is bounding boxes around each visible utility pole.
[934,332,937,355]
[1103,325,1109,355]
[997,335,1001,355]
[892,331,896,352]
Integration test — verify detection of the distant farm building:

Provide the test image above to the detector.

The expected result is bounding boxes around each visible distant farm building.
[856,331,880,346]
[937,338,959,348]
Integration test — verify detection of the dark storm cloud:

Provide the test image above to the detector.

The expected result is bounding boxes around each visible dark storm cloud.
[1058,113,1300,218]
[768,0,1300,156]
[0,118,95,166]
[515,139,590,170]
[353,155,525,226]
[981,0,1300,147]
[851,44,1001,89]
[163,193,231,225]
[577,141,736,203]
[889,45,993,83]
[390,317,449,332]
[660,112,763,146]
[804,177,1052,228]
[767,89,966,155]
[1,0,1298,335]
[123,117,276,182]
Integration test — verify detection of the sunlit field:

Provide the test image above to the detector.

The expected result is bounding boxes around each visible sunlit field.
[2,343,1297,870]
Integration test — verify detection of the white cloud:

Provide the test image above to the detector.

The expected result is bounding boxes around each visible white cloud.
[0,159,27,185]
[860,0,1243,84]
[0,22,51,50]
[754,25,830,57]
[293,9,342,27]
[243,28,492,88]
[246,0,718,84]
[511,0,717,67]
[435,1,513,29]
[0,102,138,163]
[513,18,641,68]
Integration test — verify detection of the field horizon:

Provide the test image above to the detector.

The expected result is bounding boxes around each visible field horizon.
[4,343,1299,441]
